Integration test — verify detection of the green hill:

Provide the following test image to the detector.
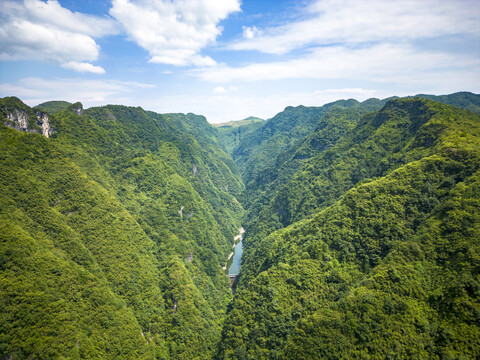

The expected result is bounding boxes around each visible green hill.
[213,116,264,128]
[2,92,480,359]
[231,100,386,207]
[215,117,265,156]
[218,98,480,359]
[0,97,244,359]
[34,100,72,113]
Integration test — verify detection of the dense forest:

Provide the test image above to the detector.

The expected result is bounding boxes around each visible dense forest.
[1,92,479,359]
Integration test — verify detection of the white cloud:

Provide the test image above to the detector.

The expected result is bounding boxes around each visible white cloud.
[192,44,480,90]
[61,62,106,74]
[190,0,479,98]
[0,77,154,105]
[213,86,226,94]
[110,0,241,66]
[231,0,480,54]
[0,0,117,73]
[242,25,260,39]
[213,85,238,94]
[21,0,118,37]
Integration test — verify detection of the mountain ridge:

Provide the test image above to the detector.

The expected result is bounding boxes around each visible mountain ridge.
[1,92,479,359]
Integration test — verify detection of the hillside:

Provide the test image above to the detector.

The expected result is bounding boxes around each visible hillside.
[2,93,480,359]
[218,98,480,359]
[213,116,264,128]
[34,100,72,114]
[241,92,480,240]
[215,117,265,156]
[0,97,244,359]
[231,99,387,207]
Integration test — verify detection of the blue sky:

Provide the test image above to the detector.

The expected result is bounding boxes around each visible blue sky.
[0,0,479,123]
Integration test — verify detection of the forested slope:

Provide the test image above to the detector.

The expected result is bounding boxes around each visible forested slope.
[215,117,264,156]
[2,93,480,359]
[218,98,480,359]
[0,97,243,359]
[242,93,480,247]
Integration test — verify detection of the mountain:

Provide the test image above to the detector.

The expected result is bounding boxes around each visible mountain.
[35,100,72,114]
[218,98,480,359]
[239,99,388,229]
[231,99,386,207]
[215,117,265,156]
[2,92,480,359]
[410,91,480,115]
[213,116,264,128]
[0,97,243,359]
[240,92,480,241]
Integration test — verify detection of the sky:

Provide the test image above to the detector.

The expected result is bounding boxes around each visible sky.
[0,0,479,123]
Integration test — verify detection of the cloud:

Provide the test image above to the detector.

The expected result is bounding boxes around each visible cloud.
[0,0,117,73]
[231,0,480,54]
[193,43,480,91]
[0,77,154,105]
[61,62,106,74]
[110,0,241,66]
[242,26,260,39]
[213,86,226,94]
[213,85,238,94]
[191,0,479,95]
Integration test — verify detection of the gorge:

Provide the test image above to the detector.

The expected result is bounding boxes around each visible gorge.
[1,92,480,359]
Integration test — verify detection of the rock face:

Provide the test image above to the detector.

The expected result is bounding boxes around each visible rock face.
[4,108,53,138]
[35,111,53,138]
[6,109,29,131]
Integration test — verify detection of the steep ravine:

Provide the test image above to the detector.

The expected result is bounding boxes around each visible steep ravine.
[2,94,480,359]
[215,96,480,359]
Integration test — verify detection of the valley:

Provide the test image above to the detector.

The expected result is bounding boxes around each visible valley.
[1,92,480,359]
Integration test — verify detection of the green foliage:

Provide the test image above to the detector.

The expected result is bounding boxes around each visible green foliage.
[0,99,244,359]
[233,99,385,197]
[34,100,72,114]
[217,98,480,359]
[411,91,480,115]
[245,98,480,248]
[216,117,265,156]
[2,93,480,359]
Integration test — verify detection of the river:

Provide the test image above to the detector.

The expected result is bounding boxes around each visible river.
[224,227,244,275]
[228,235,243,275]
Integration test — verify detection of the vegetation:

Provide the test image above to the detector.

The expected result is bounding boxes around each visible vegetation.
[215,117,265,156]
[0,98,243,359]
[218,97,480,359]
[34,100,72,114]
[213,116,264,129]
[2,92,480,359]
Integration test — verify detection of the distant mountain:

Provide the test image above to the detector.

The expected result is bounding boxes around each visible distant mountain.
[234,99,387,210]
[412,91,480,114]
[215,117,265,156]
[213,116,264,128]
[34,100,72,113]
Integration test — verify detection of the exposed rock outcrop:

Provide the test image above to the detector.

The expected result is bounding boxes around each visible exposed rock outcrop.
[35,111,53,138]
[6,109,29,131]
[4,108,54,138]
